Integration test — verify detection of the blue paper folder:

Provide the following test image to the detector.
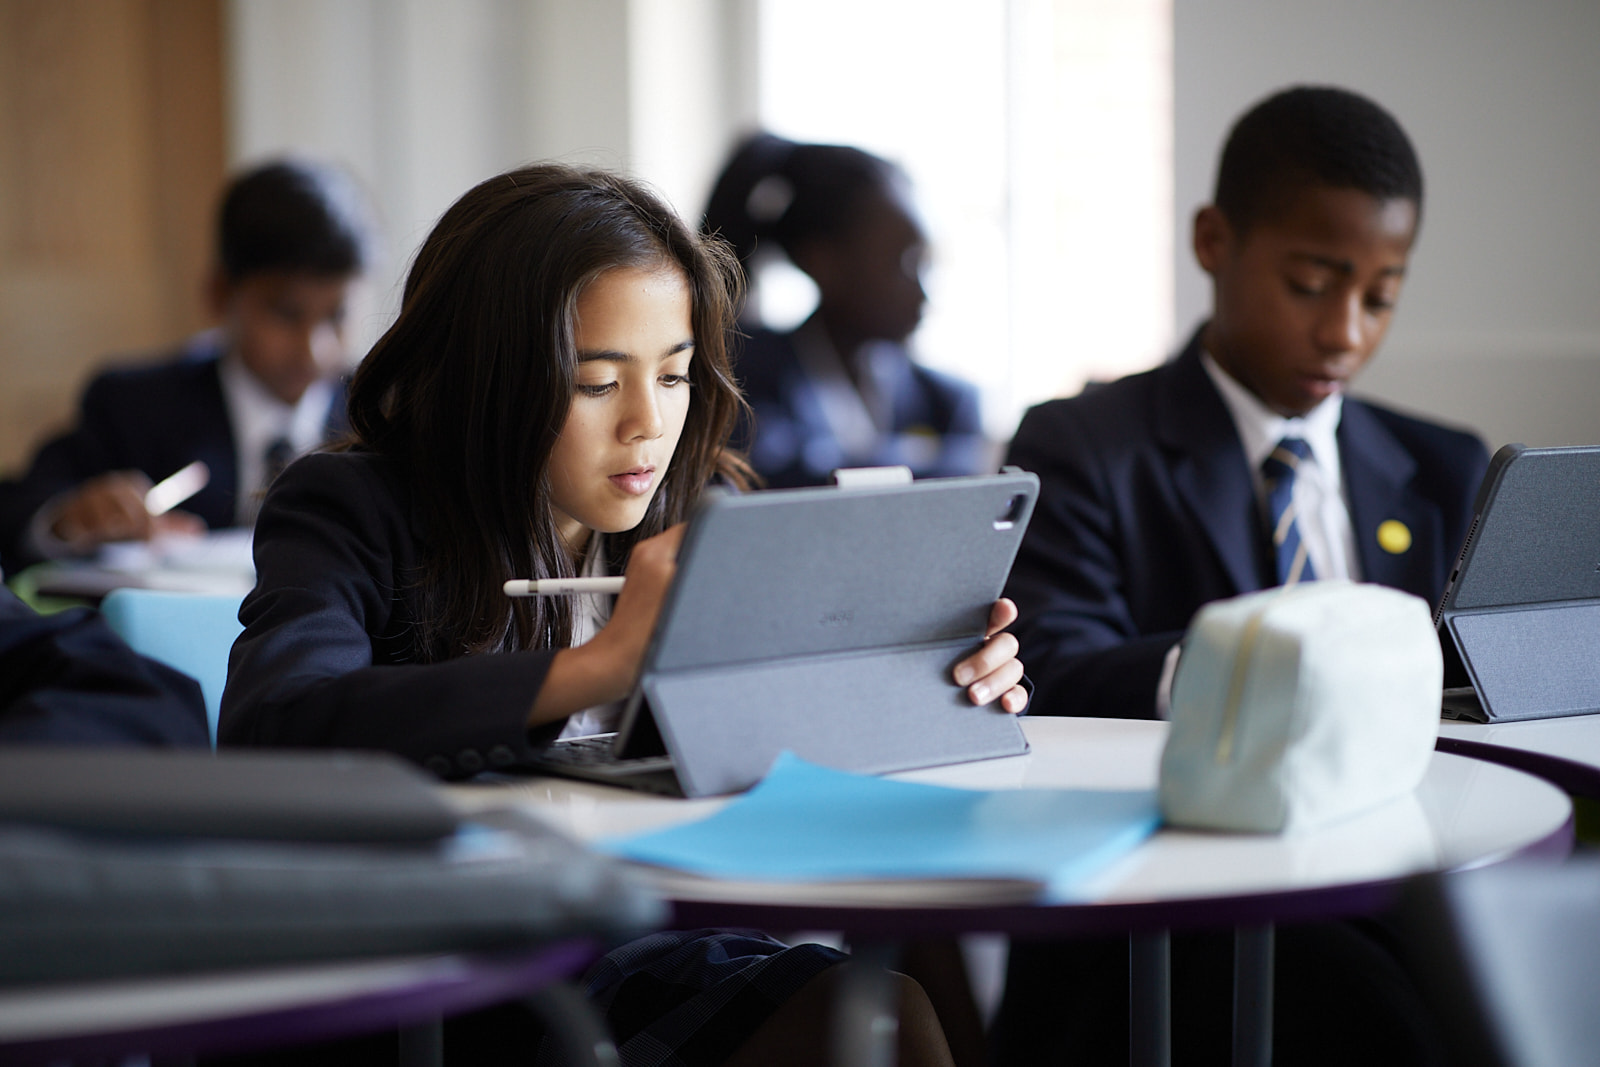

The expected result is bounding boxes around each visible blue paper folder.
[604,753,1159,902]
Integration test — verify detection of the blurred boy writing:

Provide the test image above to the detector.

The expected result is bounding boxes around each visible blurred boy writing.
[0,159,373,574]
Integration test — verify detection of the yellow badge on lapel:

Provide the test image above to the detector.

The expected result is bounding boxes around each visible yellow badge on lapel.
[1377,519,1412,555]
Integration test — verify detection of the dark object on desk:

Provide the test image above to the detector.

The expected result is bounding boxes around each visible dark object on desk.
[0,747,459,843]
[0,798,661,987]
[525,471,1037,797]
[1437,443,1600,722]
[1399,859,1600,1067]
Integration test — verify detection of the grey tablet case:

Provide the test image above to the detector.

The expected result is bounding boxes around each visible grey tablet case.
[527,471,1038,797]
[1437,443,1600,722]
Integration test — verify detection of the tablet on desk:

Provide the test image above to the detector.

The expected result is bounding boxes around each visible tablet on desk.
[1437,443,1600,722]
[521,470,1038,797]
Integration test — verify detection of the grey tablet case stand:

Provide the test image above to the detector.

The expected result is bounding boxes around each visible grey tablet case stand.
[1437,444,1600,722]
[533,471,1038,797]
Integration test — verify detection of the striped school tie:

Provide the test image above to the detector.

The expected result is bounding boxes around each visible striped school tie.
[1262,437,1316,586]
[263,436,294,489]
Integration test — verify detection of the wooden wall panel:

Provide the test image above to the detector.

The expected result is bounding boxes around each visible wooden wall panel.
[0,0,223,475]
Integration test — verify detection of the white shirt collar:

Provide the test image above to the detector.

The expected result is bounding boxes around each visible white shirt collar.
[1200,350,1343,491]
[218,347,336,522]
[218,351,335,454]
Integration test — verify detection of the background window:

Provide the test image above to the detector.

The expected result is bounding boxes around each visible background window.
[753,0,1174,440]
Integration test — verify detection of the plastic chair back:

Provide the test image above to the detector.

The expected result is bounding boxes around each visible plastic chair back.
[1401,858,1600,1067]
[100,588,244,746]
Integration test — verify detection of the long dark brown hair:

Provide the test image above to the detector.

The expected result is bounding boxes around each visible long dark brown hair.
[346,164,748,661]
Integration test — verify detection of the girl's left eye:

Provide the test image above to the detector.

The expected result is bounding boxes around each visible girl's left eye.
[658,374,690,388]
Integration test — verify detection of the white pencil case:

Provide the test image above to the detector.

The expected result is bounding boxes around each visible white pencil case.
[1159,581,1441,834]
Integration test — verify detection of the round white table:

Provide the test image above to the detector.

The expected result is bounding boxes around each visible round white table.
[452,717,1572,934]
[452,717,1571,1067]
[1438,715,1600,798]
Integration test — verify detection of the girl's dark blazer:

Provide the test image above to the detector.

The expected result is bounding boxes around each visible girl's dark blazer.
[1001,327,1490,720]
[735,322,986,488]
[217,450,562,778]
[0,334,347,574]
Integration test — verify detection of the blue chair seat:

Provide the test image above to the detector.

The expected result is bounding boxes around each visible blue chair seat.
[100,588,245,746]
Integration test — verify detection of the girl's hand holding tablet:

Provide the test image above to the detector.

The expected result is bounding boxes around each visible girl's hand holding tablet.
[956,597,1028,713]
[531,527,1028,723]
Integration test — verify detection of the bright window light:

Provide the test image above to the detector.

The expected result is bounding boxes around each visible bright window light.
[755,0,1172,440]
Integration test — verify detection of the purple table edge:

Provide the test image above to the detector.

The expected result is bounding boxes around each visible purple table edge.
[1436,733,1600,800]
[0,937,600,1066]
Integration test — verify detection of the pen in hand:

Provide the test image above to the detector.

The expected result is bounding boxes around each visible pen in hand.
[503,577,626,597]
[144,461,211,516]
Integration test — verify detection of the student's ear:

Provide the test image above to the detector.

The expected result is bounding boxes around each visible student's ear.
[1192,205,1233,276]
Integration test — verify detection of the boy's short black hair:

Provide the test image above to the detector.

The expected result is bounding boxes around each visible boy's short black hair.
[1214,86,1423,233]
[216,159,373,282]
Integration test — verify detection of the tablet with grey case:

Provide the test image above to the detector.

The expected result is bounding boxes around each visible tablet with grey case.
[1437,443,1600,722]
[524,470,1039,796]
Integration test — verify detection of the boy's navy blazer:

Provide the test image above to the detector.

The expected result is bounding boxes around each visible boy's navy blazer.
[1003,327,1490,719]
[0,336,347,572]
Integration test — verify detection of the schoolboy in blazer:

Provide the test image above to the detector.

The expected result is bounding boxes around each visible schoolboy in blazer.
[1005,326,1486,720]
[994,84,1486,1067]
[0,159,370,575]
[1004,86,1489,723]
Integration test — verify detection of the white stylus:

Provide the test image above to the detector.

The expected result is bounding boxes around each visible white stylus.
[143,461,211,516]
[503,577,626,597]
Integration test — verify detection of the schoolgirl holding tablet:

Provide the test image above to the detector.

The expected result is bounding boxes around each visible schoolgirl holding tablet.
[220,163,1024,1065]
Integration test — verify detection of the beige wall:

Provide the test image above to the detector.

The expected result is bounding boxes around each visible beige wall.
[226,0,756,340]
[0,0,225,476]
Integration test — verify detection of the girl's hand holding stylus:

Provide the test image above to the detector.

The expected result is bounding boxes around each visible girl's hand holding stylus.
[591,523,684,684]
[953,597,1029,713]
[526,524,684,726]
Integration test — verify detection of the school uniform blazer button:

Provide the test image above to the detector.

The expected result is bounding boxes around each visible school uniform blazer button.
[424,755,453,778]
[488,744,516,767]
[455,749,485,774]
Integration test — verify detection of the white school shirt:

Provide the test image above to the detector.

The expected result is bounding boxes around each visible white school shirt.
[23,339,335,558]
[219,352,337,525]
[1156,354,1360,717]
[557,534,626,739]
[1199,351,1360,583]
